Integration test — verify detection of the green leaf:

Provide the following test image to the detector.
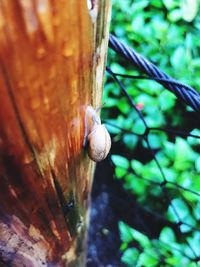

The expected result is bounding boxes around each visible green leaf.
[123,134,138,150]
[193,200,200,220]
[119,222,150,248]
[168,198,190,221]
[117,97,130,113]
[174,137,197,171]
[122,116,136,130]
[120,242,128,251]
[162,0,179,10]
[187,129,200,146]
[132,119,146,135]
[121,248,139,267]
[112,155,129,169]
[136,79,162,95]
[180,216,196,233]
[168,8,182,22]
[151,0,163,8]
[105,120,121,134]
[147,134,162,149]
[152,19,169,40]
[164,141,175,160]
[159,90,176,111]
[131,228,150,247]
[166,256,184,265]
[119,221,134,243]
[124,174,147,195]
[102,98,118,108]
[170,46,186,69]
[181,0,199,22]
[104,81,120,97]
[115,167,127,179]
[141,161,163,182]
[145,108,165,127]
[110,62,126,74]
[136,94,157,107]
[116,115,127,129]
[131,14,145,34]
[159,227,176,243]
[137,250,158,266]
[191,58,200,68]
[131,160,144,175]
[187,231,200,255]
[195,156,200,172]
[131,0,149,12]
[162,167,176,182]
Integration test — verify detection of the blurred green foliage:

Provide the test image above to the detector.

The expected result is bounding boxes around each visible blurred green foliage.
[102,0,200,266]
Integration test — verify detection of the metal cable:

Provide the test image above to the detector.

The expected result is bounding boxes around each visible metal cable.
[109,34,200,112]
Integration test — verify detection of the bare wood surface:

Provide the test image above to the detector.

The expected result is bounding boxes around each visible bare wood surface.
[0,1,111,266]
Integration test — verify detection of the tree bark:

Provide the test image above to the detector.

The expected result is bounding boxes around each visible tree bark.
[0,1,111,266]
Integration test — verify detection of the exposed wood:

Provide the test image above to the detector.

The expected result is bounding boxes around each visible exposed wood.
[0,1,111,266]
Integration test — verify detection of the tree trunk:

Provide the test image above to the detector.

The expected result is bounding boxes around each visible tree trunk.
[0,1,111,266]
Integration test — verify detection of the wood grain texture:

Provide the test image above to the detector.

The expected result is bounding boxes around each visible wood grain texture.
[0,1,111,266]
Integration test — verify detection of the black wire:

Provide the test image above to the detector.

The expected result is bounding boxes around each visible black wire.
[109,70,199,92]
[107,66,200,262]
[106,66,148,128]
[109,34,200,112]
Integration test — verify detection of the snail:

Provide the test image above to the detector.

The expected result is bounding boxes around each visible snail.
[84,105,111,162]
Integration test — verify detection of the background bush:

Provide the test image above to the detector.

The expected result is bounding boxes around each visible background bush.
[102,1,200,266]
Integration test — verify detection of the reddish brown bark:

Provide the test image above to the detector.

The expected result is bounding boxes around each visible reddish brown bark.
[0,1,111,266]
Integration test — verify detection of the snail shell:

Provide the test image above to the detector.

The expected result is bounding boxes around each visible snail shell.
[87,124,111,162]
